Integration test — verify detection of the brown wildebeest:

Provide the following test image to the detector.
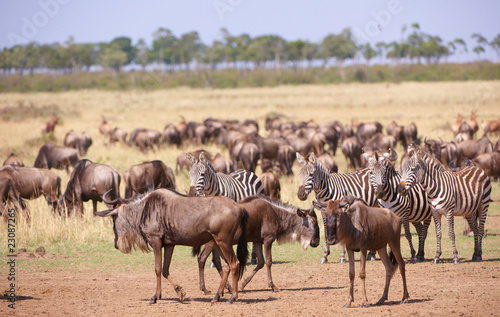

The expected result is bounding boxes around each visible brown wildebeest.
[175,150,212,173]
[195,195,319,294]
[319,121,342,155]
[34,144,80,173]
[41,115,59,135]
[59,159,120,216]
[162,124,181,148]
[355,121,383,145]
[109,127,128,146]
[341,136,362,170]
[316,151,338,173]
[211,153,234,174]
[260,171,281,201]
[313,194,409,307]
[123,160,176,199]
[128,128,161,152]
[0,168,25,221]
[402,122,418,149]
[238,142,260,173]
[362,133,397,152]
[456,136,493,164]
[277,144,295,175]
[473,152,500,181]
[64,130,93,155]
[3,153,24,167]
[0,165,61,223]
[95,189,249,304]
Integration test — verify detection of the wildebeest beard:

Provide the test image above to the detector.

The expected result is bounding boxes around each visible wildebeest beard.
[113,199,151,254]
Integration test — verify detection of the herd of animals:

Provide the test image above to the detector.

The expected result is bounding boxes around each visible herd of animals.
[1,111,500,307]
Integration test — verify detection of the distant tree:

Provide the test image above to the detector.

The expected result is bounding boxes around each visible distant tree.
[375,41,387,64]
[99,43,128,74]
[419,35,448,64]
[288,39,305,70]
[489,34,500,61]
[303,41,319,68]
[361,43,377,65]
[321,28,357,81]
[151,28,179,72]
[110,36,136,65]
[135,38,150,71]
[471,33,487,61]
[178,31,203,73]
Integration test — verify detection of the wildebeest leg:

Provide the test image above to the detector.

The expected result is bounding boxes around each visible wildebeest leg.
[320,244,331,264]
[344,248,356,307]
[212,240,239,304]
[358,249,369,307]
[211,245,233,294]
[149,240,163,304]
[416,218,431,262]
[446,210,459,264]
[162,245,186,301]
[241,242,267,291]
[263,240,279,292]
[388,239,409,304]
[432,211,443,264]
[92,200,98,214]
[376,247,391,305]
[197,241,215,295]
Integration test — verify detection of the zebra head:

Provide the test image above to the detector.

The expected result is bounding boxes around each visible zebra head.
[366,148,398,199]
[187,152,208,196]
[398,144,424,196]
[296,152,317,201]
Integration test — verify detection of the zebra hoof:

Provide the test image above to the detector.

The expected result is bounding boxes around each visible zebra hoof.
[433,259,439,264]
[320,258,328,264]
[339,258,346,264]
[453,259,460,264]
[417,256,425,263]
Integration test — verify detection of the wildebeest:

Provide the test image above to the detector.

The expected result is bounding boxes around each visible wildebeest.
[0,169,22,220]
[109,127,128,145]
[316,151,338,173]
[64,130,93,155]
[355,121,383,145]
[238,142,260,173]
[128,128,161,152]
[362,133,397,152]
[162,124,181,148]
[95,189,249,304]
[211,153,234,174]
[473,152,500,181]
[41,115,59,135]
[196,196,319,294]
[175,150,212,173]
[2,153,24,167]
[276,144,295,175]
[123,160,176,199]
[340,136,362,170]
[34,144,80,173]
[260,171,281,201]
[456,136,493,164]
[313,194,409,307]
[59,159,120,216]
[0,165,61,223]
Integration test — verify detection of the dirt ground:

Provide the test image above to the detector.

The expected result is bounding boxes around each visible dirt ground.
[2,250,499,317]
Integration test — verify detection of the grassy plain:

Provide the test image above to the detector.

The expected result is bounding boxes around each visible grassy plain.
[0,81,499,272]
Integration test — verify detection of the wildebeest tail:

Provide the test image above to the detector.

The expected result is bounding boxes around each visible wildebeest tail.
[389,249,398,278]
[236,208,249,280]
[191,246,201,257]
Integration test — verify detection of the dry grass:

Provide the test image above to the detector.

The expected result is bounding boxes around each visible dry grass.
[0,81,499,256]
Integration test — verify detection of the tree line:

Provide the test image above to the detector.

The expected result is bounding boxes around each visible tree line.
[1,24,499,84]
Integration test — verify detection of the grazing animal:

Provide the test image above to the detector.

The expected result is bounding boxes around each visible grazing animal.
[0,166,61,223]
[59,159,120,216]
[481,118,500,136]
[316,151,338,173]
[95,189,249,304]
[162,124,182,148]
[238,142,260,173]
[211,153,234,174]
[123,160,176,199]
[175,150,212,173]
[364,149,434,263]
[64,130,93,155]
[313,194,409,307]
[33,144,80,173]
[340,136,362,170]
[456,136,493,165]
[0,170,22,220]
[296,152,377,264]
[187,152,264,201]
[41,115,59,135]
[260,170,281,201]
[195,196,319,294]
[398,144,491,263]
[109,127,128,145]
[2,153,24,167]
[473,152,500,181]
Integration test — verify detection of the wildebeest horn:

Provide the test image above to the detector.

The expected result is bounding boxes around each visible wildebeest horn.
[94,209,118,217]
[312,200,327,211]
[102,188,120,205]
[385,148,398,161]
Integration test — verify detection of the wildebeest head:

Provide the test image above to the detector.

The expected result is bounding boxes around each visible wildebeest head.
[296,205,320,248]
[313,193,357,245]
[296,152,317,201]
[94,190,150,254]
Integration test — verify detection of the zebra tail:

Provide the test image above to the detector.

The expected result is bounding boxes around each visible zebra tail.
[191,246,201,257]
[389,249,398,279]
[236,208,249,280]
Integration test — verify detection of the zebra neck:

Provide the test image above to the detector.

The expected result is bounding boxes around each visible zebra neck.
[378,168,405,208]
[204,167,220,196]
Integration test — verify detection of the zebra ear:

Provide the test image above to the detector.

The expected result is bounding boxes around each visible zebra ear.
[187,153,197,165]
[308,152,316,164]
[199,152,206,163]
[296,152,304,164]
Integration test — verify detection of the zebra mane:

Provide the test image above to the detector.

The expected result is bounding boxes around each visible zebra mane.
[205,160,218,173]
[418,148,446,172]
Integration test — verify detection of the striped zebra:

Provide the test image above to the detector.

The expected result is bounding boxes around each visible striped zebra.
[364,148,434,263]
[397,144,491,264]
[296,152,377,264]
[187,152,264,202]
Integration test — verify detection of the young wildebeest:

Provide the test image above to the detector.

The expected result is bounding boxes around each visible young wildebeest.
[59,159,120,216]
[195,196,319,294]
[123,160,176,199]
[95,189,248,304]
[314,194,409,307]
[2,153,24,167]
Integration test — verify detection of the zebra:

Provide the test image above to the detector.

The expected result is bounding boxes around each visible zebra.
[364,148,434,263]
[187,152,264,202]
[296,152,377,264]
[397,144,491,264]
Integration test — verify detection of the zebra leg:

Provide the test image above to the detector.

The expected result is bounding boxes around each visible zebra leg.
[465,213,482,262]
[320,244,331,264]
[446,211,460,264]
[432,212,443,264]
[403,219,417,263]
[416,218,431,262]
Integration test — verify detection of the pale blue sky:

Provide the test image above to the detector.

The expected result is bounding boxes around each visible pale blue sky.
[1,0,499,62]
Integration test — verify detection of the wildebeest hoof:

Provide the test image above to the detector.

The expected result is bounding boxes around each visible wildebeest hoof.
[202,289,212,295]
[177,289,186,301]
[417,256,425,262]
[410,258,417,264]
[453,258,460,264]
[338,258,346,264]
[149,296,157,304]
[320,257,328,264]
[472,255,482,262]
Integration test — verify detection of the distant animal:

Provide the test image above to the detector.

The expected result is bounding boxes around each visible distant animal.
[313,193,409,307]
[34,144,80,173]
[128,128,161,152]
[398,144,491,263]
[211,153,234,174]
[316,151,338,173]
[481,118,500,136]
[162,124,181,148]
[469,111,479,137]
[64,130,93,155]
[99,116,111,136]
[260,171,281,201]
[456,136,493,164]
[277,144,295,175]
[109,127,128,145]
[123,160,176,199]
[95,189,249,304]
[340,137,362,170]
[238,142,260,173]
[472,152,500,181]
[195,196,319,294]
[2,153,24,167]
[59,159,120,216]
[175,150,212,173]
[296,152,377,264]
[41,115,59,135]
[452,114,463,135]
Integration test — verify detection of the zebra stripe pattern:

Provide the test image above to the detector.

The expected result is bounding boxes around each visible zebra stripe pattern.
[296,152,377,264]
[364,149,433,263]
[398,144,491,263]
[188,153,264,202]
